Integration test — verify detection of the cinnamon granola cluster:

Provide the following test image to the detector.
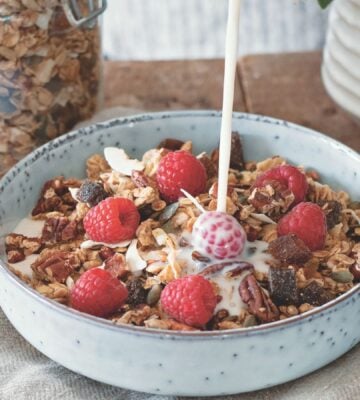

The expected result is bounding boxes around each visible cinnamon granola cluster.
[6,134,360,331]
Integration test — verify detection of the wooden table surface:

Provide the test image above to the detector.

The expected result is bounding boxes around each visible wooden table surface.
[104,51,360,152]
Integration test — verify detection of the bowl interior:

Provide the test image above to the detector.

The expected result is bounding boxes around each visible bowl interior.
[0,111,359,266]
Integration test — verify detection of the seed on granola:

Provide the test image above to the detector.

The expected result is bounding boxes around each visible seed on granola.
[330,270,354,283]
[146,284,163,306]
[243,314,258,327]
[77,180,108,207]
[268,234,311,265]
[268,266,299,306]
[158,202,179,224]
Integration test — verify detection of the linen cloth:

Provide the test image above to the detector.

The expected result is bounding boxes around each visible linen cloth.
[1,107,359,399]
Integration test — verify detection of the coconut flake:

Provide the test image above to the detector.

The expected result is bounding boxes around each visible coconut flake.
[69,187,80,202]
[250,213,276,225]
[80,239,131,249]
[180,189,206,213]
[126,239,147,274]
[104,147,144,176]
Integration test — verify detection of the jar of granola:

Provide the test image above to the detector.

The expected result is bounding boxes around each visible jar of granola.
[0,0,106,175]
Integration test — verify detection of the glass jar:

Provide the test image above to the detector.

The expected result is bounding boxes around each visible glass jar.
[0,0,106,176]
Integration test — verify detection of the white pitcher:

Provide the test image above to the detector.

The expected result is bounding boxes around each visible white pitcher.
[322,0,360,121]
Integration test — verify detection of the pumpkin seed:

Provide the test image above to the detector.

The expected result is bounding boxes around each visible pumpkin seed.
[158,202,179,224]
[331,270,354,283]
[243,315,258,327]
[146,284,162,306]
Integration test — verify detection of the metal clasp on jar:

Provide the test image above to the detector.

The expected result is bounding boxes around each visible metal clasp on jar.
[61,0,107,29]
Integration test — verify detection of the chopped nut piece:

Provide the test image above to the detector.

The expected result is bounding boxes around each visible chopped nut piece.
[131,170,157,189]
[98,246,115,261]
[32,177,80,217]
[239,274,280,323]
[114,305,153,326]
[268,267,299,306]
[249,180,294,215]
[5,233,42,262]
[268,234,311,265]
[41,217,79,244]
[104,253,128,279]
[31,250,80,283]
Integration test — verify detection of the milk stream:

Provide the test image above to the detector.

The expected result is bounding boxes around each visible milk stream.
[217,0,241,212]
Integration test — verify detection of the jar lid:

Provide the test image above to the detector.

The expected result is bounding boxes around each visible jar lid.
[61,0,107,28]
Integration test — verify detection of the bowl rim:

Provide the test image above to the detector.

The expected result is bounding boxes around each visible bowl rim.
[1,110,359,340]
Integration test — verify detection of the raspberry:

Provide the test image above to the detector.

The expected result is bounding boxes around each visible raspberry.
[192,211,246,259]
[156,150,207,202]
[160,275,217,327]
[83,197,140,243]
[277,202,327,251]
[252,165,308,206]
[70,268,128,317]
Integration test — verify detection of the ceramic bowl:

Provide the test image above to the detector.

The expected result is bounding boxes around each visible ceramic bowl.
[0,111,359,397]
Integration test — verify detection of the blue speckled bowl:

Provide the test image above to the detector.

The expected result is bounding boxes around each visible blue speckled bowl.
[0,111,359,396]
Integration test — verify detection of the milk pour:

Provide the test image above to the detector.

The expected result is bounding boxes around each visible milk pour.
[182,0,272,314]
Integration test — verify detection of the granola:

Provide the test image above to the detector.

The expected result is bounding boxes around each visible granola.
[0,1,100,176]
[5,134,360,331]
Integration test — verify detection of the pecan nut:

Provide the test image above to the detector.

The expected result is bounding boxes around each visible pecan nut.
[31,250,80,283]
[131,170,157,191]
[239,274,280,323]
[104,253,128,278]
[6,233,42,263]
[41,217,79,244]
[32,177,80,216]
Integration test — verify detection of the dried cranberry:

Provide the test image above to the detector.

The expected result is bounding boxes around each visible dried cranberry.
[268,234,311,265]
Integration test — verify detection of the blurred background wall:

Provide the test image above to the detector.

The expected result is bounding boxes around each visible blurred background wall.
[103,0,330,60]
